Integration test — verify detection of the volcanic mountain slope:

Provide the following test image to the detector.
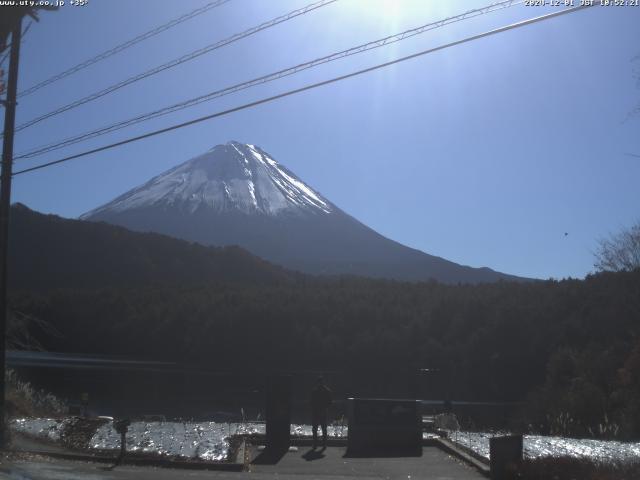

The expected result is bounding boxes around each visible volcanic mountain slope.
[82,141,524,283]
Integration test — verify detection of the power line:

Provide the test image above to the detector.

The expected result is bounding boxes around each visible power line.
[11,0,338,134]
[16,0,231,98]
[16,0,522,161]
[13,2,596,177]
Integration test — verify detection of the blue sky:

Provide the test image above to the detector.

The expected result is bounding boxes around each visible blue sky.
[3,0,639,280]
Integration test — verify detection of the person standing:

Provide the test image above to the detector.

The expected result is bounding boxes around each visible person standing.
[113,418,130,466]
[311,376,332,449]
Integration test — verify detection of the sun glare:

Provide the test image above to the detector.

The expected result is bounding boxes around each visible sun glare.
[348,0,405,25]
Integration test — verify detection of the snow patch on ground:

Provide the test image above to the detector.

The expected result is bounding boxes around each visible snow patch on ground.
[10,418,68,442]
[90,421,347,461]
[449,430,640,462]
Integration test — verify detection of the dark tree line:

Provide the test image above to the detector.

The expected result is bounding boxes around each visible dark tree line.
[9,269,640,439]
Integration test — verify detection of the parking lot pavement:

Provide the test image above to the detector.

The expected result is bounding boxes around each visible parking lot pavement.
[0,446,485,480]
[249,445,485,480]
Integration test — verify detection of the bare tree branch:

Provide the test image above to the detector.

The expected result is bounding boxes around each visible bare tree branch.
[594,221,640,272]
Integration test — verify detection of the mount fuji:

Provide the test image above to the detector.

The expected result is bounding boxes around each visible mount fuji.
[81,141,522,283]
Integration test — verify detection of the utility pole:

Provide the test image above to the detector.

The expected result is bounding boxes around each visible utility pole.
[0,14,22,449]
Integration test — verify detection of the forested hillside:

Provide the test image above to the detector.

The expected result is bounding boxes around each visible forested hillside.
[8,203,297,290]
[9,268,640,439]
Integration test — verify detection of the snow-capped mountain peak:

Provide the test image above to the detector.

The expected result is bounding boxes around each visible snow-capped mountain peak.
[81,141,524,284]
[82,141,332,218]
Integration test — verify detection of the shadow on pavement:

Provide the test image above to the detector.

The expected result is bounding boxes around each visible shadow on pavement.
[251,446,289,465]
[302,447,326,461]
